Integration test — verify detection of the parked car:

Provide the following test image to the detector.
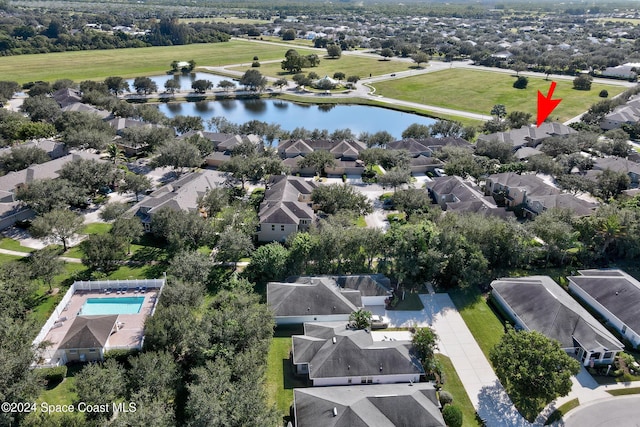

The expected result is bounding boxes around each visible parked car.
[371,315,390,329]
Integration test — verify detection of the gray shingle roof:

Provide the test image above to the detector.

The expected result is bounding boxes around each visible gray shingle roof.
[491,276,623,352]
[569,269,640,335]
[294,383,445,427]
[58,315,118,350]
[292,322,424,380]
[267,278,361,317]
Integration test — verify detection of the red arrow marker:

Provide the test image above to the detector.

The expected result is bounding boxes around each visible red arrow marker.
[537,81,562,127]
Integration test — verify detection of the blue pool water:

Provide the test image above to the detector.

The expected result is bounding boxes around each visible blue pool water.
[80,297,144,315]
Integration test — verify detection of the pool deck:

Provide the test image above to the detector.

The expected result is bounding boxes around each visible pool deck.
[42,289,159,355]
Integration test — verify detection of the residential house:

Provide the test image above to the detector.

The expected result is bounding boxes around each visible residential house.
[477,122,576,151]
[491,276,624,366]
[568,270,640,348]
[524,193,597,218]
[130,169,225,232]
[58,315,119,363]
[0,139,67,160]
[257,175,317,242]
[484,172,558,208]
[600,98,640,131]
[291,322,424,386]
[427,175,511,218]
[386,137,469,173]
[197,132,261,168]
[601,64,639,80]
[293,383,445,427]
[52,87,111,119]
[0,152,101,230]
[335,274,393,306]
[267,277,362,325]
[591,156,640,185]
[277,139,366,176]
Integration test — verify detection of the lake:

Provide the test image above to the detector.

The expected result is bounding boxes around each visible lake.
[157,99,435,138]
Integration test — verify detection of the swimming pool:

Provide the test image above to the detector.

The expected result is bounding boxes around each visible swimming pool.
[80,297,145,315]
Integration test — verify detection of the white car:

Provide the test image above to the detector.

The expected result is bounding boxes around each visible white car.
[371,315,390,329]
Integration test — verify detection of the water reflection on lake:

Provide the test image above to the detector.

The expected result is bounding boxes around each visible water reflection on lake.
[125,72,234,92]
[158,99,435,138]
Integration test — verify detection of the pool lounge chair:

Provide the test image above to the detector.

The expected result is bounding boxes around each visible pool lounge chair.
[141,287,146,294]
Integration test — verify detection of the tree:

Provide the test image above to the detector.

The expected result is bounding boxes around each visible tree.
[164,78,180,94]
[506,111,532,129]
[411,51,429,67]
[151,209,215,252]
[111,216,143,254]
[100,202,130,222]
[167,250,213,285]
[215,229,254,270]
[120,172,152,202]
[573,74,593,91]
[281,28,296,40]
[392,188,432,220]
[442,405,463,427]
[273,78,288,92]
[31,209,83,251]
[333,72,346,81]
[380,48,394,60]
[596,169,630,200]
[104,76,129,97]
[412,327,438,371]
[378,168,411,193]
[191,79,213,94]
[298,150,336,176]
[245,243,289,285]
[529,208,579,265]
[217,80,236,91]
[75,359,125,420]
[475,139,515,164]
[59,158,118,194]
[326,44,342,58]
[402,123,431,139]
[0,146,49,172]
[20,95,61,123]
[349,309,372,329]
[152,140,202,174]
[170,115,203,134]
[80,233,127,271]
[239,69,267,91]
[491,104,507,119]
[306,54,320,67]
[16,178,85,214]
[29,247,64,292]
[347,75,360,83]
[311,184,373,216]
[513,75,528,89]
[490,328,580,421]
[281,50,307,74]
[429,120,464,138]
[106,143,125,166]
[133,76,158,95]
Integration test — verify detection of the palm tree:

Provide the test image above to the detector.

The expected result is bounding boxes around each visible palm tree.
[106,143,125,166]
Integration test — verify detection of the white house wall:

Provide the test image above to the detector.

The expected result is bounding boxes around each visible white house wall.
[276,314,352,326]
[362,296,388,306]
[312,373,421,387]
[258,223,299,242]
[569,282,640,348]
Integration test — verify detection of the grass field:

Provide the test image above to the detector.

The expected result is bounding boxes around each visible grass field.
[607,387,640,396]
[437,354,482,427]
[372,68,626,122]
[0,40,316,84]
[449,287,505,363]
[544,398,579,425]
[0,237,35,253]
[229,55,411,81]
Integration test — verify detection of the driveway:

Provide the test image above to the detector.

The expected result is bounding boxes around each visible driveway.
[368,293,533,426]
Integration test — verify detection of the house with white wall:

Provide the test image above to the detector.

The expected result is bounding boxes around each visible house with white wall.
[568,269,640,349]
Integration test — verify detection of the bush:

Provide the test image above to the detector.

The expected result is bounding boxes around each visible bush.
[573,74,593,91]
[513,76,528,89]
[251,61,261,68]
[439,390,454,406]
[599,89,609,98]
[37,365,68,385]
[442,405,463,427]
[104,348,140,366]
[253,56,259,61]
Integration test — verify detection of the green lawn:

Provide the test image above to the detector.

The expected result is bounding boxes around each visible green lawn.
[544,398,579,425]
[0,40,316,84]
[81,223,111,235]
[448,287,504,363]
[389,291,424,311]
[230,55,411,81]
[372,68,626,122]
[607,387,640,396]
[0,237,35,253]
[267,328,308,425]
[436,354,483,427]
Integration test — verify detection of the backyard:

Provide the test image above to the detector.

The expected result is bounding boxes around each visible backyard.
[372,68,626,122]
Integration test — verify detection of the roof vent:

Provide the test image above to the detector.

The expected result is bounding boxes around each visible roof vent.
[332,336,337,344]
[379,364,383,372]
[332,407,338,417]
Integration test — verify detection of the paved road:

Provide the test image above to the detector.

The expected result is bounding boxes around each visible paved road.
[564,395,640,427]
